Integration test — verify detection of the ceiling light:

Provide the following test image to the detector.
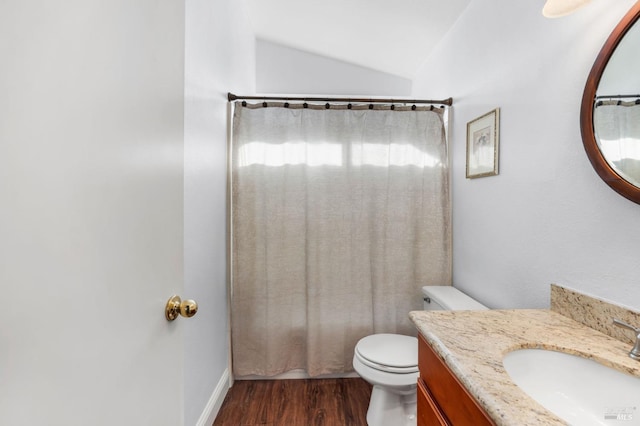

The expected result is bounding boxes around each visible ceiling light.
[542,0,591,18]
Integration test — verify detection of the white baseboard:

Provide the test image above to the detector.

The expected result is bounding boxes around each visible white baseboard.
[195,368,230,426]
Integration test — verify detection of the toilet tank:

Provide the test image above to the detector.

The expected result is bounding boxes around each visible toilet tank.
[422,286,488,311]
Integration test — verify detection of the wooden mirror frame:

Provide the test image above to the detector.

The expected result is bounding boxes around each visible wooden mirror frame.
[581,1,640,204]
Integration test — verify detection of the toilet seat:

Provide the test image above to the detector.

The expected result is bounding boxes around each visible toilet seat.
[355,334,418,374]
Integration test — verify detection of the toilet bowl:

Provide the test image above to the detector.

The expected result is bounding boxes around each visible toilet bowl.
[353,333,419,426]
[353,286,487,426]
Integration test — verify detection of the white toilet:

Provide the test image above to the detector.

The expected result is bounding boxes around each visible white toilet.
[353,286,488,426]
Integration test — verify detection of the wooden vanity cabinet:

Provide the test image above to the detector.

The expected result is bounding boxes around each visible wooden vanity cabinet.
[417,377,448,425]
[417,333,496,426]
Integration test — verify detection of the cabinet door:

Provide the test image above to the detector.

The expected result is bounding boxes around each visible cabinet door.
[418,378,449,426]
[418,334,495,426]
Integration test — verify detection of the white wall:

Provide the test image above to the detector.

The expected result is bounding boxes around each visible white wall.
[256,39,412,96]
[412,0,640,309]
[184,1,254,425]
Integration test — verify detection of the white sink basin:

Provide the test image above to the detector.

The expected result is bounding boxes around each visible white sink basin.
[503,349,640,426]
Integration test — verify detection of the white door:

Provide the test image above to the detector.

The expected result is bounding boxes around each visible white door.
[0,1,186,425]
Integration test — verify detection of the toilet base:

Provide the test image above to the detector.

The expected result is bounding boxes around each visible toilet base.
[366,384,417,426]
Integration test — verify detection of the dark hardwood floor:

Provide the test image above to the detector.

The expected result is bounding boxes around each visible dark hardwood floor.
[213,378,372,426]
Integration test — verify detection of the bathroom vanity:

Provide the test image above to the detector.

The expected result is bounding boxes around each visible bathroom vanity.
[417,333,494,425]
[410,285,640,426]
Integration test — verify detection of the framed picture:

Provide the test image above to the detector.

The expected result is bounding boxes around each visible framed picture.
[466,108,500,178]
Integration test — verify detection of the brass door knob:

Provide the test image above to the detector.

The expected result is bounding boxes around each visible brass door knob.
[165,295,198,321]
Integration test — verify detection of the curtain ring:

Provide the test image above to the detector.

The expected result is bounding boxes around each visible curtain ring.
[284,102,290,108]
[241,101,247,107]
[347,103,352,109]
[390,104,395,110]
[369,104,374,110]
[325,103,330,109]
[412,105,417,110]
[262,101,268,107]
[303,102,308,108]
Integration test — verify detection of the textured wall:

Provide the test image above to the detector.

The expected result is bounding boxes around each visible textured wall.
[412,0,640,310]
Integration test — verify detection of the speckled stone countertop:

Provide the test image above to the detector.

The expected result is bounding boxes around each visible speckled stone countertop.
[409,309,640,426]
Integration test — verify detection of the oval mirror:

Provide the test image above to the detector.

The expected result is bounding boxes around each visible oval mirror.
[581,2,640,203]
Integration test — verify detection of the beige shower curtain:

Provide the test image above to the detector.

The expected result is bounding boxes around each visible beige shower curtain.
[594,102,640,186]
[230,102,451,377]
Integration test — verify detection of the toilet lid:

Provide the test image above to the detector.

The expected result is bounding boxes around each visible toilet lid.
[355,334,418,373]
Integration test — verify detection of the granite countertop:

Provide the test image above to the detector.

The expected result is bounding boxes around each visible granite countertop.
[409,309,640,426]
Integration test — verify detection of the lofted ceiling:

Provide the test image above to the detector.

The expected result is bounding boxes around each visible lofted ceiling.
[244,0,472,79]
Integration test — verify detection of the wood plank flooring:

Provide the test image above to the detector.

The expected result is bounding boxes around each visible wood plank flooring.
[213,378,372,426]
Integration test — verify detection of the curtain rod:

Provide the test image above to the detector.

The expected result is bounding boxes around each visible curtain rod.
[227,92,453,106]
[595,94,640,99]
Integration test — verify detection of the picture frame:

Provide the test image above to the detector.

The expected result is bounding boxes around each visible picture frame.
[466,108,500,178]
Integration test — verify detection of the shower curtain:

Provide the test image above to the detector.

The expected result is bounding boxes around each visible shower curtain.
[230,102,451,377]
